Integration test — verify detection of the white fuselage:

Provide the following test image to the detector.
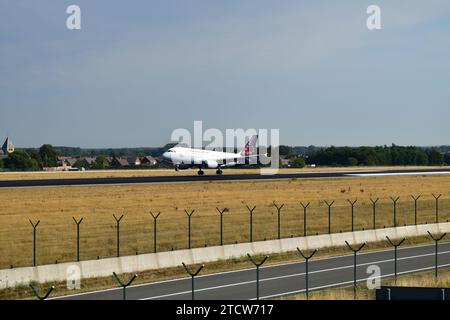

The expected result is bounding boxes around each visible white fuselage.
[163,147,243,168]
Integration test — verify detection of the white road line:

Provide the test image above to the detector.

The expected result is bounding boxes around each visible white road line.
[50,242,450,300]
[139,279,257,300]
[138,250,450,300]
[347,172,450,177]
[258,263,450,300]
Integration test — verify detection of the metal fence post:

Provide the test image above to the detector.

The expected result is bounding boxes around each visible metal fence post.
[347,200,357,232]
[216,208,229,246]
[272,202,284,239]
[345,241,366,299]
[149,211,161,253]
[182,262,204,300]
[112,272,138,300]
[184,210,195,249]
[72,217,84,262]
[30,284,55,300]
[297,248,317,300]
[432,194,442,224]
[386,236,406,284]
[427,231,447,278]
[390,197,400,227]
[324,201,334,234]
[370,198,379,230]
[300,202,310,237]
[411,195,421,225]
[246,206,256,242]
[247,254,269,300]
[113,214,124,257]
[28,219,40,267]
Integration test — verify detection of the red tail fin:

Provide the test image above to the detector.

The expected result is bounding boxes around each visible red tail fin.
[240,135,258,156]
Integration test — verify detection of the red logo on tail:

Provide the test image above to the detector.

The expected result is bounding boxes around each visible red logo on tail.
[241,136,258,156]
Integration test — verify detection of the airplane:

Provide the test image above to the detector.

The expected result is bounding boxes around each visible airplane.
[162,135,260,175]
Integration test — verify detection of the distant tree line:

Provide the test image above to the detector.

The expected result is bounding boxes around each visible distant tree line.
[305,145,447,167]
[1,143,449,171]
[0,144,164,171]
[0,144,58,171]
[52,146,170,158]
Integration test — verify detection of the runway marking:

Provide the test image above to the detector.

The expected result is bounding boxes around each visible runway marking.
[258,263,450,300]
[347,171,450,177]
[138,250,450,300]
[140,261,450,301]
[280,171,374,175]
[49,241,450,300]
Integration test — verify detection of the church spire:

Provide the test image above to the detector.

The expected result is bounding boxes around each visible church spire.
[2,137,14,154]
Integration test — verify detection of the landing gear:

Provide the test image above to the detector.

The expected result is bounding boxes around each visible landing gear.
[197,169,204,176]
[216,169,223,175]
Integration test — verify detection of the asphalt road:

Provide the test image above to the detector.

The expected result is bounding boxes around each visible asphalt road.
[53,242,450,300]
[2,168,450,188]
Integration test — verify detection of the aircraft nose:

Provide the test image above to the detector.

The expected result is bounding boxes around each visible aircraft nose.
[162,152,170,159]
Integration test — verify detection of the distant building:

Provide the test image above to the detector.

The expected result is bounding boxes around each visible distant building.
[1,137,14,155]
[110,157,129,167]
[67,158,77,166]
[126,157,141,166]
[280,155,292,168]
[82,157,97,167]
[140,156,157,166]
[57,156,77,167]
[106,157,114,165]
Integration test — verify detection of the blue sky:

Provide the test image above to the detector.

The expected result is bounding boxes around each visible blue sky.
[0,0,449,148]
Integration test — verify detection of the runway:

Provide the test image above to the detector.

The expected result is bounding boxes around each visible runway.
[53,242,450,300]
[1,168,450,188]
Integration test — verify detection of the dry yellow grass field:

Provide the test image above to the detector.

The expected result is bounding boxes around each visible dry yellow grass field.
[0,166,446,180]
[280,267,450,300]
[0,174,449,269]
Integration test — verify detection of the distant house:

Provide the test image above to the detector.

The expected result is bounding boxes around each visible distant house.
[67,158,77,166]
[81,157,97,167]
[280,156,292,168]
[140,156,157,166]
[110,157,129,167]
[126,157,141,166]
[57,156,77,167]
[106,157,114,165]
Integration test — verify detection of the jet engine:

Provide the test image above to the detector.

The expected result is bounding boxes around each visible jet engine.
[206,160,219,168]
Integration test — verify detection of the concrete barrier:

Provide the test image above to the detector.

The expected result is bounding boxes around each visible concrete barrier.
[0,222,449,289]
